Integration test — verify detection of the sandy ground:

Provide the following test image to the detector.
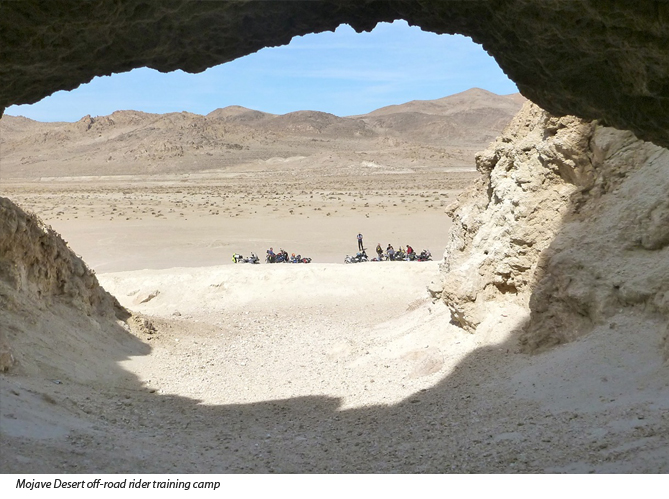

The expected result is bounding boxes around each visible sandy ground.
[2,172,470,272]
[1,171,668,473]
[2,263,667,473]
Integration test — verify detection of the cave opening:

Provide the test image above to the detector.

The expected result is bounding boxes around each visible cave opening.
[0,18,533,427]
[2,4,669,474]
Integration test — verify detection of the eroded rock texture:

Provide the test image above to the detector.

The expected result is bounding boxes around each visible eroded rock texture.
[440,103,669,354]
[1,1,669,147]
[1,2,668,359]
[525,125,669,352]
[0,197,130,375]
[0,197,117,314]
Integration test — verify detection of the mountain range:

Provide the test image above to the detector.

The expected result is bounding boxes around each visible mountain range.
[0,88,525,178]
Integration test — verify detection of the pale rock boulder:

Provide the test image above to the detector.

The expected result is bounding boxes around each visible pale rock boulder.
[440,102,595,332]
[440,102,669,354]
[524,126,669,351]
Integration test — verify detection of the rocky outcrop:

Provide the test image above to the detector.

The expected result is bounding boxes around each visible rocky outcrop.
[524,125,669,352]
[0,197,128,374]
[439,103,596,330]
[0,197,120,315]
[440,103,669,353]
[1,2,669,148]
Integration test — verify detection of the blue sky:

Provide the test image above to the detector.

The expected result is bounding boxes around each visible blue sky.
[6,21,517,122]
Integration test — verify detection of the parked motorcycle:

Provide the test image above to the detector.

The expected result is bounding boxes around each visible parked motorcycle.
[234,253,260,264]
[266,249,290,263]
[246,252,260,264]
[345,250,368,263]
[290,254,312,264]
[416,249,432,262]
[387,250,406,261]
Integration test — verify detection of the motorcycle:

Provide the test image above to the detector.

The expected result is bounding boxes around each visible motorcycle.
[386,250,405,261]
[266,249,290,263]
[290,254,312,263]
[416,249,432,262]
[345,250,368,263]
[245,252,260,264]
[234,253,260,264]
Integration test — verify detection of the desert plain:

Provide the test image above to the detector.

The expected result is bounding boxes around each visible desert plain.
[2,170,471,272]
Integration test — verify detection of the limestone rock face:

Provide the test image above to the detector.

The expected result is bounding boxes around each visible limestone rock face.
[441,103,596,330]
[1,1,669,148]
[441,103,669,353]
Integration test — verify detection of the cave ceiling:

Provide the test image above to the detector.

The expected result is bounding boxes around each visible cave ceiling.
[2,1,668,148]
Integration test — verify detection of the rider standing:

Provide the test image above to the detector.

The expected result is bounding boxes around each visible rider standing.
[387,244,395,261]
[357,233,364,251]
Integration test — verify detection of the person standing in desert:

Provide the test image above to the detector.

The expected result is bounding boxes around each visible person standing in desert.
[357,233,364,251]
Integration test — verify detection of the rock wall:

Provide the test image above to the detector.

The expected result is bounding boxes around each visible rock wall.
[0,197,126,373]
[2,1,669,148]
[437,103,596,330]
[524,125,669,352]
[0,197,119,315]
[439,103,669,354]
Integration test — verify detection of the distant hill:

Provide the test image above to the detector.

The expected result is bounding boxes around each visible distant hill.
[359,88,524,117]
[0,89,525,178]
[354,88,526,146]
[206,106,275,123]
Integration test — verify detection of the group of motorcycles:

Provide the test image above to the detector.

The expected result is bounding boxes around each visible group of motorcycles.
[265,249,312,264]
[232,250,313,264]
[345,249,432,264]
[233,248,432,265]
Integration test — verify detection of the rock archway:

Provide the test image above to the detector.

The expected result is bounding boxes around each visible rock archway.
[2,1,669,147]
[1,2,668,349]
[2,2,669,474]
